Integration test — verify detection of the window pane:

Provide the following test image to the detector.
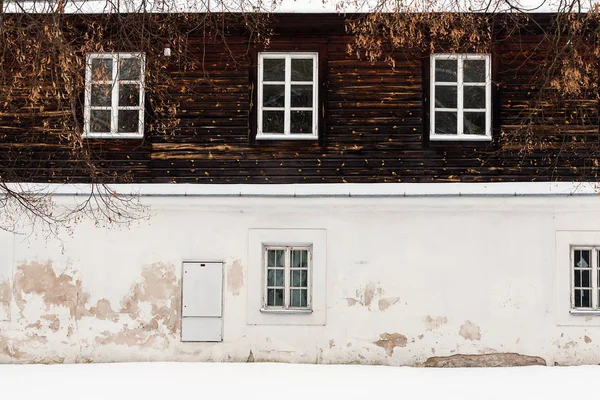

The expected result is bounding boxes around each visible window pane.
[274,289,284,306]
[263,59,285,81]
[117,110,139,133]
[579,289,592,308]
[463,112,486,135]
[291,58,313,81]
[263,85,285,107]
[119,57,141,80]
[298,270,308,287]
[276,269,284,286]
[91,58,112,81]
[291,271,298,288]
[435,59,457,82]
[91,84,112,106]
[90,110,111,133]
[575,249,591,268]
[575,269,581,287]
[290,289,301,307]
[267,269,275,286]
[434,111,457,135]
[263,111,284,133]
[291,250,308,268]
[291,111,312,134]
[267,269,285,287]
[267,288,285,306]
[434,86,457,108]
[582,269,591,288]
[267,249,285,268]
[300,290,307,307]
[464,86,486,109]
[464,60,486,82]
[119,83,140,107]
[291,85,313,107]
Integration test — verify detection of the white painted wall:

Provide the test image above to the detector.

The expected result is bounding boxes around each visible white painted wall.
[1,192,600,365]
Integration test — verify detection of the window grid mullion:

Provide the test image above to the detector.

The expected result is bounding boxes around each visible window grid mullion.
[457,56,464,136]
[284,55,291,135]
[111,55,119,134]
[284,247,290,308]
[312,55,318,133]
[590,247,598,309]
[485,55,492,138]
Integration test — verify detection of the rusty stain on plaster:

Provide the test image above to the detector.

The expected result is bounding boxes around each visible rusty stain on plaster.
[459,320,481,341]
[585,335,592,343]
[421,353,546,367]
[424,315,448,331]
[374,333,408,356]
[378,297,399,311]
[227,260,244,296]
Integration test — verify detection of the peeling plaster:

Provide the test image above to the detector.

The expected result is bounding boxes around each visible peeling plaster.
[585,335,592,343]
[227,260,244,296]
[378,297,399,311]
[346,283,399,311]
[459,320,481,341]
[13,261,89,320]
[374,333,407,356]
[0,280,11,320]
[424,316,448,331]
[421,353,546,367]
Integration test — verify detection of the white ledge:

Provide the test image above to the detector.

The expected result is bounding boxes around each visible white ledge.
[569,309,600,315]
[3,182,600,198]
[259,308,313,314]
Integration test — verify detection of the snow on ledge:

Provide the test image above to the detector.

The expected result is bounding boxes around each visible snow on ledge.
[3,182,600,197]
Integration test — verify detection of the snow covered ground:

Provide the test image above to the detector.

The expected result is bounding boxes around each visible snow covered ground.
[0,362,592,400]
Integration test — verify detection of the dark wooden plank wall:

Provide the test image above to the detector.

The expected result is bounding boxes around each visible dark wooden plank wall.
[1,14,598,184]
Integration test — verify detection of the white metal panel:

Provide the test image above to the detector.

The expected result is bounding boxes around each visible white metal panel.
[182,262,223,317]
[181,317,222,342]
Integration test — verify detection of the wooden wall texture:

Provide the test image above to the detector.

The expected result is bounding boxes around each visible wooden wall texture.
[1,14,598,184]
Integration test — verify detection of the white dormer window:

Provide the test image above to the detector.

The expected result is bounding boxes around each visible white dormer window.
[430,54,491,141]
[257,52,318,140]
[84,53,145,139]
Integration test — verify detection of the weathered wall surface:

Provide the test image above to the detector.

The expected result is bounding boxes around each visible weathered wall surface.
[1,194,599,365]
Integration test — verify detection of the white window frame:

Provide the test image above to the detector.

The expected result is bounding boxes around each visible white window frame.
[570,246,600,311]
[84,52,145,139]
[262,244,312,312]
[257,52,319,140]
[430,53,492,141]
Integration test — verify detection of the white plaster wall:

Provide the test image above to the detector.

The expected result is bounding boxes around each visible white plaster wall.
[1,194,600,365]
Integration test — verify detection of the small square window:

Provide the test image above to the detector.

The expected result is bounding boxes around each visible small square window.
[430,54,491,141]
[84,53,145,139]
[263,245,312,310]
[571,246,600,310]
[257,52,318,140]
